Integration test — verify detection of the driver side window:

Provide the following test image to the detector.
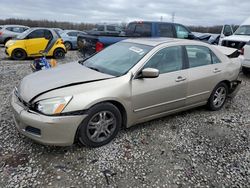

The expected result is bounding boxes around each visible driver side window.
[27,29,44,39]
[144,46,183,74]
[175,25,190,39]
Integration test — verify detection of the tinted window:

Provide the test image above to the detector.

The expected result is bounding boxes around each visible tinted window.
[6,27,24,33]
[126,23,136,32]
[186,46,212,68]
[144,46,183,74]
[107,26,116,31]
[44,30,53,40]
[159,24,174,37]
[28,29,45,39]
[97,26,104,31]
[115,27,121,31]
[67,32,78,36]
[223,25,233,36]
[175,24,190,39]
[134,23,152,37]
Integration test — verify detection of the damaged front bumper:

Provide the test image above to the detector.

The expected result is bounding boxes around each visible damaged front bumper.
[10,91,87,146]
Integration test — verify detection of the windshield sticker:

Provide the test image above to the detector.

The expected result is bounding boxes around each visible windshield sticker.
[129,47,145,55]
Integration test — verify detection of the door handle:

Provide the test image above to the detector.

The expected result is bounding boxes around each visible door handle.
[213,68,222,73]
[175,76,186,82]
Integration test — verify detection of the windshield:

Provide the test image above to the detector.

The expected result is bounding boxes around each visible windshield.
[234,25,250,36]
[16,29,31,39]
[83,42,153,76]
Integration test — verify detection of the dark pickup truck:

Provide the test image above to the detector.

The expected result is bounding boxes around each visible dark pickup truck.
[77,21,196,56]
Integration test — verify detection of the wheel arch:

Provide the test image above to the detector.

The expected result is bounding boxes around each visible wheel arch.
[11,48,27,59]
[74,100,128,144]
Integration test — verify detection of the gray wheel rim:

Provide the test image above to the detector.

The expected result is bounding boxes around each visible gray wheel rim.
[65,42,71,50]
[213,86,226,108]
[86,111,116,143]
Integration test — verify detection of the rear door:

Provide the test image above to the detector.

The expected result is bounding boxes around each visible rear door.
[185,45,225,105]
[25,29,49,55]
[132,45,188,121]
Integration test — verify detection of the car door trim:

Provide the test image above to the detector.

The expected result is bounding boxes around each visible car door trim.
[134,90,210,113]
[186,91,210,99]
[134,97,186,113]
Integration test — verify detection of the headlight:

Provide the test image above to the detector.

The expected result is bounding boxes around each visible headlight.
[35,96,72,115]
[6,41,15,47]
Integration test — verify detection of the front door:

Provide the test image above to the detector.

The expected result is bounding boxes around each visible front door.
[132,46,188,121]
[25,29,49,56]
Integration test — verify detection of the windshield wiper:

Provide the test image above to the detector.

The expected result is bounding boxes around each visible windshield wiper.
[86,65,101,73]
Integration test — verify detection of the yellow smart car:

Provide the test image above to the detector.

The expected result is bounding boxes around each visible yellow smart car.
[5,28,66,60]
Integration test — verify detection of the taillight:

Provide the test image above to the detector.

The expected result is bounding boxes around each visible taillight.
[240,48,244,55]
[96,42,104,52]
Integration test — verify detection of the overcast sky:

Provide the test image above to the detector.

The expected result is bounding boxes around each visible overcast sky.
[0,0,249,26]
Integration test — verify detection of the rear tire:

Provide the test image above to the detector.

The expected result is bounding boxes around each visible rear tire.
[78,103,122,148]
[64,42,72,51]
[53,48,65,59]
[242,67,250,75]
[11,49,27,60]
[207,82,228,111]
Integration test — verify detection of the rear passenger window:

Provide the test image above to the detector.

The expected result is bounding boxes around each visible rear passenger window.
[211,51,221,64]
[67,32,78,36]
[134,23,152,37]
[97,26,104,31]
[159,24,174,37]
[144,46,183,74]
[107,26,116,31]
[186,46,212,68]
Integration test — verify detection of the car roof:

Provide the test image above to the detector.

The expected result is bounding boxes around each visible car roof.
[122,38,186,46]
[64,30,85,32]
[28,27,55,31]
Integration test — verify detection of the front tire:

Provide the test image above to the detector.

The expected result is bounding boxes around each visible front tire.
[11,49,27,60]
[207,83,228,111]
[78,103,122,148]
[53,48,65,59]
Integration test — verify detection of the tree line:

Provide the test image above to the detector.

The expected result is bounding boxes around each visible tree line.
[0,18,239,34]
[0,18,95,31]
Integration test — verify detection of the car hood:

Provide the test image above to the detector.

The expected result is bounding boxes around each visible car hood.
[18,62,114,102]
[223,35,250,42]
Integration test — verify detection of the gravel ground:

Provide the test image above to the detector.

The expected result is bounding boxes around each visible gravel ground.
[0,46,250,188]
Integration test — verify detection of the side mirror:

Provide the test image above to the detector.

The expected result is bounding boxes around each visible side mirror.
[141,68,159,78]
[188,33,196,39]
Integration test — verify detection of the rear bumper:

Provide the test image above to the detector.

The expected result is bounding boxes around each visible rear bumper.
[11,91,86,146]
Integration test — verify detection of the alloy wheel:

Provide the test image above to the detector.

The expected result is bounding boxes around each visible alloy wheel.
[86,111,116,143]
